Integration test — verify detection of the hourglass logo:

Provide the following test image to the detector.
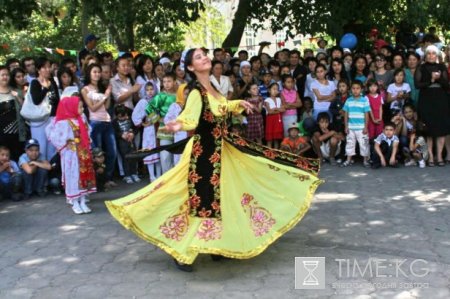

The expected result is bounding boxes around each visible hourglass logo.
[295,257,325,289]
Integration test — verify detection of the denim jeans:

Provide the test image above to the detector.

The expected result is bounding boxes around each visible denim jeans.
[0,171,22,199]
[90,120,118,181]
[22,168,48,195]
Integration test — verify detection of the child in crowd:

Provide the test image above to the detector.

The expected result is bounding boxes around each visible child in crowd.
[264,83,285,149]
[92,148,107,192]
[280,122,311,155]
[408,122,428,168]
[300,97,313,121]
[0,146,22,201]
[341,81,371,167]
[386,68,411,118]
[329,79,349,133]
[146,73,177,173]
[164,83,189,165]
[245,83,264,144]
[18,139,51,199]
[371,122,399,168]
[312,112,344,165]
[48,153,62,195]
[281,74,302,137]
[258,70,272,99]
[113,104,140,184]
[132,81,161,182]
[46,97,96,214]
[366,79,384,140]
[392,104,417,163]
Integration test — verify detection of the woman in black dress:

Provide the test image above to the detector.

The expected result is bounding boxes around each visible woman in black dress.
[415,45,450,166]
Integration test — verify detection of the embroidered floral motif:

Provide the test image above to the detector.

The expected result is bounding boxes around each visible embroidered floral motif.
[211,201,220,211]
[212,127,222,139]
[203,110,214,123]
[263,149,277,160]
[188,170,202,184]
[196,218,222,241]
[198,207,212,217]
[159,211,189,241]
[209,152,221,164]
[241,193,276,237]
[192,140,203,158]
[189,194,201,209]
[210,173,220,186]
[234,136,249,146]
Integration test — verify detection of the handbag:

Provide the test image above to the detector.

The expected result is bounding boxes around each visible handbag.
[20,86,51,122]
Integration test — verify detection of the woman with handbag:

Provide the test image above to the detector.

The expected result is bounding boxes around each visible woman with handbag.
[28,57,60,160]
[0,66,24,161]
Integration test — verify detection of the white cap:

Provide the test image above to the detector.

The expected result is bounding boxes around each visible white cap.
[159,57,171,65]
[425,45,440,55]
[343,48,351,54]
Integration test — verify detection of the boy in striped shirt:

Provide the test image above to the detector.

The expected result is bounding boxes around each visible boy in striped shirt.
[341,81,371,167]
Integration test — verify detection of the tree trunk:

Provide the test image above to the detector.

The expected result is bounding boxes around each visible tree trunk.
[221,0,252,55]
[80,0,89,38]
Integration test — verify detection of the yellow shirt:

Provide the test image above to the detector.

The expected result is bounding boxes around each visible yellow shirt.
[176,89,244,131]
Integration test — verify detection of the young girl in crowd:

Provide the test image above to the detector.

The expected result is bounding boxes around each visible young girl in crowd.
[280,74,302,137]
[245,83,264,144]
[351,55,370,84]
[57,67,75,95]
[386,68,411,118]
[408,121,428,168]
[146,73,177,173]
[311,64,336,121]
[164,84,189,165]
[264,83,285,148]
[81,63,117,189]
[366,79,384,140]
[301,97,313,121]
[132,82,161,182]
[329,79,349,134]
[46,96,96,214]
[303,58,318,99]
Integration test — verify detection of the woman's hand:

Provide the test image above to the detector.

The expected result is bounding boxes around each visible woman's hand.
[165,120,183,132]
[240,101,254,114]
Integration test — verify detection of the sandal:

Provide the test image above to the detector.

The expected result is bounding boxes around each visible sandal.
[428,161,435,167]
[340,160,352,167]
[437,161,445,167]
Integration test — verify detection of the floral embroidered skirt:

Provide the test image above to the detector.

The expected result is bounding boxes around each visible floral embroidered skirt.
[105,135,322,264]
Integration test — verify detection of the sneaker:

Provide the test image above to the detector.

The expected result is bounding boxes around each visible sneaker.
[336,158,343,164]
[72,201,83,215]
[418,160,426,168]
[131,174,141,183]
[79,202,92,214]
[340,160,353,167]
[123,176,134,184]
[53,189,62,195]
[404,160,416,167]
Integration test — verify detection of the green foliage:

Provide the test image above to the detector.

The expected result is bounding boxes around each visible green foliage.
[182,5,230,48]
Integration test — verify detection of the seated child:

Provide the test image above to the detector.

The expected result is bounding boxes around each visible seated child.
[0,146,22,201]
[18,139,51,199]
[312,112,344,165]
[408,122,428,168]
[300,97,313,121]
[280,122,311,155]
[113,105,140,184]
[371,122,400,168]
[92,148,107,191]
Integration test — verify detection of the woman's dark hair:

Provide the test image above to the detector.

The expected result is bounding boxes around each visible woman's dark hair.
[84,63,106,93]
[114,104,131,116]
[314,63,327,73]
[392,52,405,66]
[327,58,347,81]
[57,66,74,89]
[250,56,261,66]
[350,55,370,79]
[393,68,405,78]
[6,58,20,69]
[406,51,420,61]
[366,78,380,93]
[136,55,155,80]
[247,82,258,91]
[35,57,50,71]
[268,82,279,91]
[9,67,26,89]
[183,48,199,84]
[281,74,294,84]
[211,60,224,70]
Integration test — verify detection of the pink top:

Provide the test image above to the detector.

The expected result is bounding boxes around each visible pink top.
[367,94,383,119]
[281,88,297,116]
[85,86,111,122]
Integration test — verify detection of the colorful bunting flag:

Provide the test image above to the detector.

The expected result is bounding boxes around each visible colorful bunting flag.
[69,50,77,56]
[45,47,53,54]
[56,48,65,55]
[131,51,139,58]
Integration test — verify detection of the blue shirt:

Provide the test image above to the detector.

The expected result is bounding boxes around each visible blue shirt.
[343,96,371,131]
[18,153,45,168]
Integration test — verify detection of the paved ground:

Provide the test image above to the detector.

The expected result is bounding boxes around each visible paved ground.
[0,164,449,299]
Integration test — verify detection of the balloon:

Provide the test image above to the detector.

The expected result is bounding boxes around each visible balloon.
[340,33,358,49]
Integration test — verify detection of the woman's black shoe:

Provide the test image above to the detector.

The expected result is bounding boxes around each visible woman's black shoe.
[173,259,193,272]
